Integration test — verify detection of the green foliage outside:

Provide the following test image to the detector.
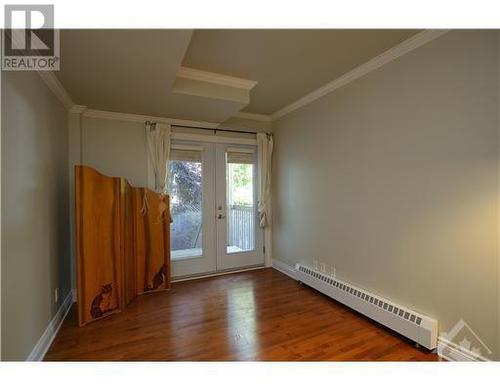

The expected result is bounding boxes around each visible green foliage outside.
[229,163,253,206]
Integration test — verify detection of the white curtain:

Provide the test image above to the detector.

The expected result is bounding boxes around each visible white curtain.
[146,122,171,194]
[257,133,273,228]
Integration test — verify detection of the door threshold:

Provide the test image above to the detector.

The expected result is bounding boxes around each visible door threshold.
[172,265,266,283]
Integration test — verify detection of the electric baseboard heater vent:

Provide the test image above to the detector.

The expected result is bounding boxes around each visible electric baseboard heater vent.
[295,263,438,349]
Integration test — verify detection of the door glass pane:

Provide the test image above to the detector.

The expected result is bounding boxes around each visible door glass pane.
[168,159,203,260]
[226,157,255,254]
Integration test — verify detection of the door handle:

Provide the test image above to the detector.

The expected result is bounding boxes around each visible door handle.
[217,213,226,220]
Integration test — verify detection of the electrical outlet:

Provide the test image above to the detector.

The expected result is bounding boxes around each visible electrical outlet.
[54,288,59,304]
[320,262,326,273]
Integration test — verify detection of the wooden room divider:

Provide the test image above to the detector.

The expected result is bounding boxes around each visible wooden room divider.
[76,166,170,326]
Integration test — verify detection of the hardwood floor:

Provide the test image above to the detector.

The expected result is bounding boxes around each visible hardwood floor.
[45,268,439,361]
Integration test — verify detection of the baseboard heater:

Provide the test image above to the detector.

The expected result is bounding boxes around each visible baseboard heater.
[295,263,438,350]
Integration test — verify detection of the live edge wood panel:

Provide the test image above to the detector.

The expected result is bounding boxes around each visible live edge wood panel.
[121,179,136,307]
[76,166,171,326]
[75,166,122,326]
[133,188,171,295]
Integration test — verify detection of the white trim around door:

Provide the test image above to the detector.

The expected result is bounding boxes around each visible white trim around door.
[215,143,264,271]
[167,136,265,279]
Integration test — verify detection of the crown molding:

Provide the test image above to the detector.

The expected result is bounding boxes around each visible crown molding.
[177,66,258,90]
[271,29,450,120]
[69,105,88,114]
[37,31,449,124]
[233,111,272,122]
[11,29,73,111]
[83,108,220,129]
[37,71,74,110]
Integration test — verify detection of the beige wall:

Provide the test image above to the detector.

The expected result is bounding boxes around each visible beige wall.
[272,30,499,359]
[79,115,271,188]
[1,71,71,360]
[71,116,149,295]
[81,117,149,187]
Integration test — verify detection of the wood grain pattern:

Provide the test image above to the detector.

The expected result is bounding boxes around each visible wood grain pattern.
[76,166,171,326]
[76,166,123,326]
[121,178,136,307]
[132,188,171,295]
[45,268,439,361]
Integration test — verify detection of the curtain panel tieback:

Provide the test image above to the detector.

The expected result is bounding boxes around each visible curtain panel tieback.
[257,133,273,228]
[145,122,172,222]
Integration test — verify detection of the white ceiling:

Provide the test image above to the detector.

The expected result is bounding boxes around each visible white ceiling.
[183,29,420,114]
[56,29,420,123]
[57,30,193,116]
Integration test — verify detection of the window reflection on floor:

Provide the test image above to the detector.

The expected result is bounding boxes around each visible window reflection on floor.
[227,282,258,359]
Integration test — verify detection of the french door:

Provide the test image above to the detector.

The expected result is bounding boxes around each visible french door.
[169,141,264,278]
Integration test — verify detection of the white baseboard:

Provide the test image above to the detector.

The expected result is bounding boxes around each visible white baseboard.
[437,337,490,362]
[272,259,297,280]
[26,291,74,361]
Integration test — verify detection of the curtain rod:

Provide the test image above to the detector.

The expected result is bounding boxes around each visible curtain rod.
[145,121,258,135]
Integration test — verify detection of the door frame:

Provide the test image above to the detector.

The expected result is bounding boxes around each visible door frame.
[215,143,264,271]
[168,141,217,278]
[147,130,267,278]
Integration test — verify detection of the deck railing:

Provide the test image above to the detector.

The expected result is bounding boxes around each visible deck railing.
[170,203,202,251]
[170,203,255,253]
[228,204,255,251]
